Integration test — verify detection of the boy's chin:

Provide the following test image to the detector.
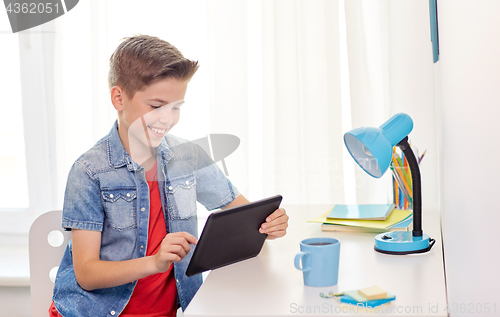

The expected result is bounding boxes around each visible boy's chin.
[143,138,162,149]
[129,138,162,153]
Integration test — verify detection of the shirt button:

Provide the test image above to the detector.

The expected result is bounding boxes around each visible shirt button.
[110,311,116,316]
[109,194,114,198]
[168,186,173,190]
[140,245,144,249]
[126,193,130,197]
[141,207,145,211]
[185,181,189,185]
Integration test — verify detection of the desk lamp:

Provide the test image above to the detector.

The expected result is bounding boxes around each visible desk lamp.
[344,113,435,255]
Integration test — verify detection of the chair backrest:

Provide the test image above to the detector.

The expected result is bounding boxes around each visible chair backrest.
[29,210,71,317]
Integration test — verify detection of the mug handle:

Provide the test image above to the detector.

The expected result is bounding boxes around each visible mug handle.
[294,251,311,271]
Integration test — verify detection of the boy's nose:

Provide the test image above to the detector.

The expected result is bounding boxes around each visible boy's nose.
[157,107,174,126]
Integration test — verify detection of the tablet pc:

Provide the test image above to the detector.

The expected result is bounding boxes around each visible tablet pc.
[185,194,283,277]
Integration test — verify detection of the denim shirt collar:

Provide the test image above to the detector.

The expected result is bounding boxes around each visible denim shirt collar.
[106,121,173,171]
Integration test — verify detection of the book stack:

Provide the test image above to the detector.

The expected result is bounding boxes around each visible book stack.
[308,204,413,233]
[308,145,424,233]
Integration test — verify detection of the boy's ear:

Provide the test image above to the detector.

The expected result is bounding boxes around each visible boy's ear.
[110,86,125,111]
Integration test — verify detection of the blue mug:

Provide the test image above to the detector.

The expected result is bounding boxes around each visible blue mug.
[294,237,340,287]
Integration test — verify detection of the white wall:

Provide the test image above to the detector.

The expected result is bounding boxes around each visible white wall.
[438,1,500,315]
[0,286,30,317]
[344,0,440,209]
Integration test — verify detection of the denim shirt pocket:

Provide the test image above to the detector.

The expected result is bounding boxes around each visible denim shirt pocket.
[101,189,137,231]
[166,173,197,220]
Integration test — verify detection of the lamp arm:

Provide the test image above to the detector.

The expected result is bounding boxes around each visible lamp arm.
[397,137,423,237]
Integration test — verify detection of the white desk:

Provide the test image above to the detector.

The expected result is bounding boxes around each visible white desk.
[184,205,448,317]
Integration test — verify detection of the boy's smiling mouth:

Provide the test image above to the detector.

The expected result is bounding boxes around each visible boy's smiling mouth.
[150,126,167,134]
[149,126,168,136]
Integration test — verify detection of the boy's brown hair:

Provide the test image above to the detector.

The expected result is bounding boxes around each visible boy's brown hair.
[108,34,199,98]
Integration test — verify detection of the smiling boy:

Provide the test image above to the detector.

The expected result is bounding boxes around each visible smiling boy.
[49,35,288,316]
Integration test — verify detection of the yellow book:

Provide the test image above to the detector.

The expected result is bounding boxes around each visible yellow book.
[308,208,412,230]
[321,221,411,233]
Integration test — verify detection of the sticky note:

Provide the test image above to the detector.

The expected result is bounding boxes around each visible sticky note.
[343,290,369,302]
[358,286,387,300]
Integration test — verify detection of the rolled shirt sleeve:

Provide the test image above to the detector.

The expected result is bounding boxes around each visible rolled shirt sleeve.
[194,144,239,211]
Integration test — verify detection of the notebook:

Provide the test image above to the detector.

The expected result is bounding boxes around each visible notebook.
[326,204,395,221]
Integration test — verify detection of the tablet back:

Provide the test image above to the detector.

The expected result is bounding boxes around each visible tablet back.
[185,195,283,277]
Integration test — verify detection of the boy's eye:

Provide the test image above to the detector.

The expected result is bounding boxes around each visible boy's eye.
[150,105,162,109]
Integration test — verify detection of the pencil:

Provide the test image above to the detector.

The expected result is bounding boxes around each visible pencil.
[401,152,413,192]
[394,173,399,207]
[392,153,413,197]
[391,166,412,203]
[418,150,427,164]
[394,150,412,192]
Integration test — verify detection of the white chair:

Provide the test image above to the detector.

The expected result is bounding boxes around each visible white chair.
[29,210,70,317]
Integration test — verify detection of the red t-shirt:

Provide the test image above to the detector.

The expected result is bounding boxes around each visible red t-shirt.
[50,161,177,317]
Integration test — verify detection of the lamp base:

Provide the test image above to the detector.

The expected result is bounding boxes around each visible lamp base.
[374,231,435,255]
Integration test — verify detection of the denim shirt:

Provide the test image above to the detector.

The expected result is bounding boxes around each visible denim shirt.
[52,121,239,317]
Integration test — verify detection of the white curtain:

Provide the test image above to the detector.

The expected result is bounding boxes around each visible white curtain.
[50,0,349,213]
[0,0,441,235]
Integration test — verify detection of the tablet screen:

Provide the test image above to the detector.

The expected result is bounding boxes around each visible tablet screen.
[185,195,283,277]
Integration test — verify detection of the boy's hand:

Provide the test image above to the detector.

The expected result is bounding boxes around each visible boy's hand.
[259,208,289,240]
[154,232,198,273]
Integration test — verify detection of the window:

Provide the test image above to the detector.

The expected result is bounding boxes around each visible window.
[0,18,29,210]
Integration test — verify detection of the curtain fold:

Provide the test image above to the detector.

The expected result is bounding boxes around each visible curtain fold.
[270,0,345,205]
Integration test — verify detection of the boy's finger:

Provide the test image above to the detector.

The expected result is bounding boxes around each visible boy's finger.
[264,227,287,239]
[181,232,198,245]
[261,217,287,230]
[161,240,192,261]
[261,210,289,230]
[264,208,286,223]
[260,221,288,233]
[168,232,198,245]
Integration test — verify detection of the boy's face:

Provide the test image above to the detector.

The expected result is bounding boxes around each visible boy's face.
[113,77,188,160]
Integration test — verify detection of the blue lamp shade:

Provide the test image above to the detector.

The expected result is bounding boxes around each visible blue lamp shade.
[343,113,414,178]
